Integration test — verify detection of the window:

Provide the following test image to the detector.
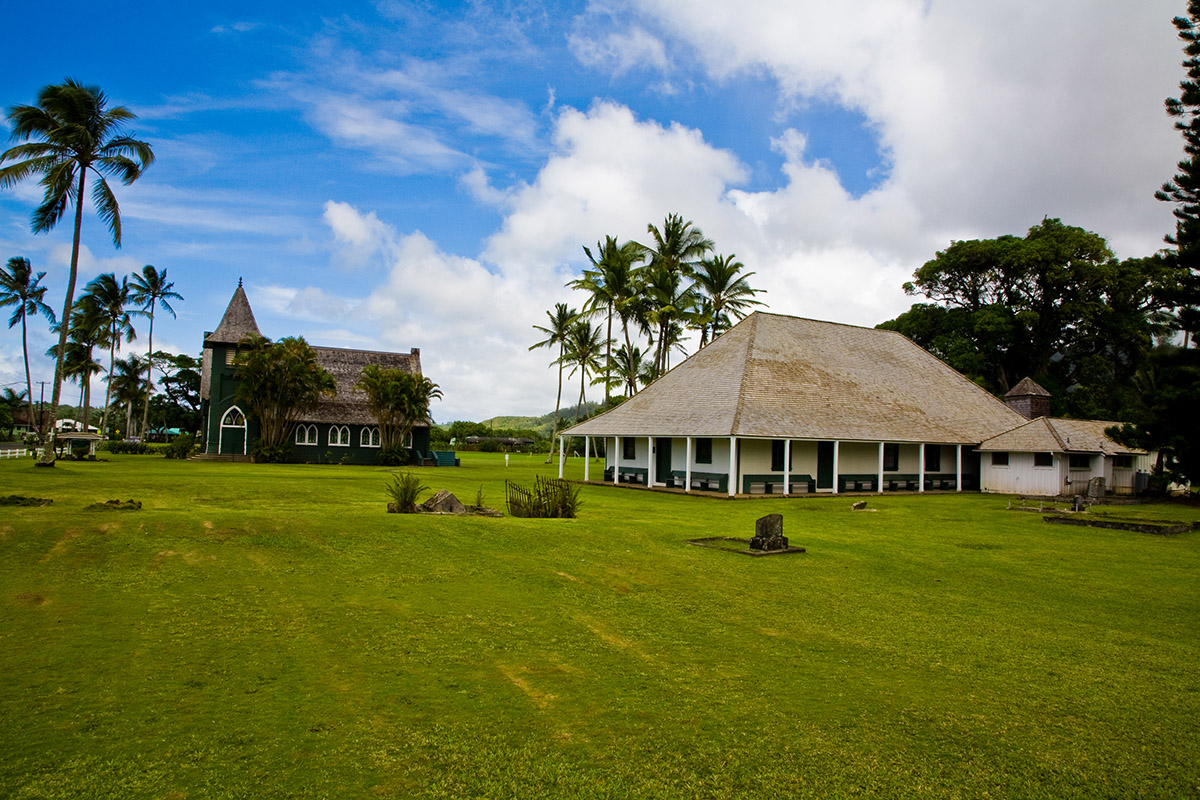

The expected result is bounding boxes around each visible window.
[221,407,245,427]
[924,444,941,472]
[1033,452,1053,468]
[771,440,793,472]
[622,437,636,460]
[360,427,380,448]
[695,437,713,464]
[296,424,318,445]
[883,443,899,472]
[1069,453,1092,470]
[403,430,413,448]
[1112,455,1134,469]
[991,452,1009,466]
[330,425,350,447]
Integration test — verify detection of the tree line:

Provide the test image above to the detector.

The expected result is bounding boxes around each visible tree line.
[532,213,764,455]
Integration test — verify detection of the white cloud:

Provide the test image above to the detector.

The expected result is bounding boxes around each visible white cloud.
[568,25,671,77]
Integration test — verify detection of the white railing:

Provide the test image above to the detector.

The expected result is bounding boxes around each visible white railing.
[0,448,31,460]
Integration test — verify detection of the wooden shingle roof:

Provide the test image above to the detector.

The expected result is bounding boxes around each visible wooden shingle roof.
[302,346,423,426]
[204,283,262,346]
[564,312,1027,444]
[977,417,1143,455]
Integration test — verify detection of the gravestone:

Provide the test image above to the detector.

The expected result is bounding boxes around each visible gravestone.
[420,489,467,514]
[750,514,788,551]
[1087,477,1106,500]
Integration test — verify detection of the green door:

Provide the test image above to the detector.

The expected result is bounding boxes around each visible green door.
[656,438,673,484]
[817,441,834,489]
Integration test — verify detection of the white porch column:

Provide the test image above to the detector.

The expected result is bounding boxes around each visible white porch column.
[584,436,590,482]
[878,442,885,494]
[728,437,737,496]
[685,437,693,493]
[647,436,655,486]
[956,445,963,492]
[558,435,565,478]
[832,440,840,495]
[919,443,926,492]
[783,439,791,495]
[613,437,620,482]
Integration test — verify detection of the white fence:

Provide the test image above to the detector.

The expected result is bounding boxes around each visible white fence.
[0,448,32,460]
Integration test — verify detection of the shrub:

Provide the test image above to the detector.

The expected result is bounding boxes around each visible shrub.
[71,442,91,460]
[378,445,412,467]
[100,441,153,455]
[251,442,292,463]
[163,434,196,460]
[385,471,428,513]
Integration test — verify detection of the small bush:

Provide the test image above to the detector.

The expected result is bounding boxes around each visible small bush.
[101,441,153,455]
[71,442,91,460]
[164,434,196,460]
[378,445,412,467]
[386,471,428,513]
[252,442,292,463]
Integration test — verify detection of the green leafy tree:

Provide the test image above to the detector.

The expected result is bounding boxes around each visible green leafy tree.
[355,365,442,464]
[108,353,148,438]
[1,256,56,438]
[151,352,202,433]
[0,80,154,457]
[530,303,579,462]
[130,265,182,438]
[233,335,337,462]
[83,273,138,435]
[879,219,1170,417]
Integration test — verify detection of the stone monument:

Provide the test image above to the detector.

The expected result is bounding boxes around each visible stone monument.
[750,514,788,551]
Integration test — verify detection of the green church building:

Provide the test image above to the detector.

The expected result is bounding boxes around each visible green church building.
[199,282,431,463]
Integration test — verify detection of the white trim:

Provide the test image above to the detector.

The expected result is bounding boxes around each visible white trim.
[584,436,591,481]
[728,436,737,497]
[219,405,247,456]
[783,439,791,496]
[360,427,380,448]
[831,440,840,495]
[956,445,962,492]
[878,442,885,494]
[919,442,926,492]
[330,425,350,447]
[296,423,318,446]
[685,437,693,493]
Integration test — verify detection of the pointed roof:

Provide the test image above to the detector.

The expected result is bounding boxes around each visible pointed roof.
[564,312,1028,444]
[977,417,1144,454]
[205,282,262,346]
[1005,376,1051,398]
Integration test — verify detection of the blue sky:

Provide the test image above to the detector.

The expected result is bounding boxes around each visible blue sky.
[0,0,1187,421]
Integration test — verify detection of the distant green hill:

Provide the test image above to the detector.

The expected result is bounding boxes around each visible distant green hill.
[441,402,601,437]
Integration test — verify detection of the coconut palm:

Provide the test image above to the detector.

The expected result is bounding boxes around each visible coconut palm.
[563,319,608,423]
[530,303,580,462]
[611,343,648,396]
[640,261,698,377]
[571,237,645,403]
[694,253,764,346]
[1,256,56,438]
[109,353,149,438]
[60,295,109,432]
[0,80,154,455]
[641,214,713,373]
[130,265,182,437]
[82,273,138,435]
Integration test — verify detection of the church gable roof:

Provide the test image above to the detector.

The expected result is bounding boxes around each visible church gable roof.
[564,312,1027,444]
[1005,376,1052,398]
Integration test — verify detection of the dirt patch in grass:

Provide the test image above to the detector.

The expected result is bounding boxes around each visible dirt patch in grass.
[496,663,557,709]
[15,590,48,606]
[40,528,82,562]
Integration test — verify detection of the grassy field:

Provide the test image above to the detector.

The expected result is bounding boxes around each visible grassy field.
[1,452,1198,799]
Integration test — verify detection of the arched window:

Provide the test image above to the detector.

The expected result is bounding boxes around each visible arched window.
[330,425,350,447]
[360,427,380,448]
[295,424,318,445]
[221,407,245,427]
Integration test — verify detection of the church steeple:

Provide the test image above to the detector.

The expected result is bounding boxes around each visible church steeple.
[205,282,262,346]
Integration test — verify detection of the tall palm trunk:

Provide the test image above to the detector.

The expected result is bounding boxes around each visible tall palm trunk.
[545,341,565,464]
[21,313,36,438]
[140,310,154,436]
[43,170,86,460]
[101,335,116,435]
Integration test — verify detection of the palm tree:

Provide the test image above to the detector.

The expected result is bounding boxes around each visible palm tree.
[571,237,645,403]
[694,254,764,345]
[0,80,154,456]
[641,214,713,373]
[611,343,647,396]
[563,319,607,423]
[0,256,56,438]
[130,265,182,437]
[640,261,698,377]
[109,353,148,438]
[530,303,579,462]
[59,295,109,432]
[83,273,138,435]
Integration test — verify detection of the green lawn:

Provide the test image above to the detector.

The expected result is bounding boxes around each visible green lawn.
[1,453,1198,799]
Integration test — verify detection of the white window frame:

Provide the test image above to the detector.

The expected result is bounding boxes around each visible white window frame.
[296,424,318,446]
[360,427,380,448]
[330,425,351,447]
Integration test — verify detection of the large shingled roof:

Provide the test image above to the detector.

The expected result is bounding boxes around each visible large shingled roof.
[564,312,1027,444]
[303,346,422,426]
[204,282,261,346]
